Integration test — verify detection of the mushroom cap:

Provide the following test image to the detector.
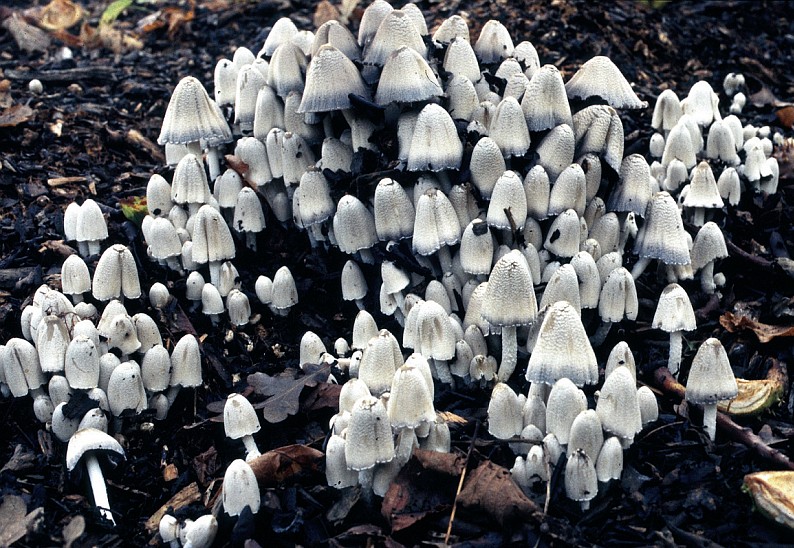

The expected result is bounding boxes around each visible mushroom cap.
[388,362,436,429]
[652,283,696,333]
[442,37,480,83]
[341,260,367,303]
[172,153,211,206]
[432,14,470,45]
[568,409,604,462]
[482,249,537,327]
[36,314,70,373]
[333,195,378,255]
[2,338,46,397]
[184,514,218,548]
[253,86,285,141]
[521,64,572,132]
[92,244,141,301]
[235,136,273,187]
[296,169,334,227]
[661,120,697,169]
[598,267,638,322]
[148,217,183,260]
[141,345,172,392]
[61,254,91,296]
[487,382,524,439]
[222,459,261,517]
[299,45,369,113]
[651,89,682,132]
[706,119,740,165]
[170,334,202,388]
[489,97,531,157]
[267,42,307,98]
[545,377,588,445]
[608,154,653,217]
[375,46,442,105]
[359,328,403,395]
[411,301,456,361]
[66,427,125,471]
[637,385,659,426]
[158,76,232,147]
[571,104,624,172]
[685,338,738,404]
[299,331,327,367]
[75,199,108,245]
[473,20,514,64]
[201,283,224,315]
[106,314,141,355]
[487,171,527,230]
[312,20,361,61]
[595,366,642,442]
[548,163,586,217]
[526,301,598,387]
[373,178,415,241]
[691,221,728,270]
[406,103,463,172]
[412,188,461,256]
[224,393,262,439]
[233,187,266,233]
[345,395,395,471]
[524,165,551,220]
[633,191,690,265]
[682,161,724,210]
[595,436,624,482]
[536,124,575,181]
[469,137,506,199]
[460,219,494,276]
[565,55,647,109]
[64,335,100,389]
[364,9,427,66]
[107,361,147,417]
[352,310,379,350]
[326,433,359,489]
[192,205,236,264]
[261,16,299,57]
[271,266,299,311]
[605,341,637,382]
[544,209,582,259]
[570,251,600,309]
[538,263,582,315]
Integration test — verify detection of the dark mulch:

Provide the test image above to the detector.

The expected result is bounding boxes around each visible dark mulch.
[1,0,793,546]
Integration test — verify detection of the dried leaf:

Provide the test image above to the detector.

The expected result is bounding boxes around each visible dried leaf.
[457,460,541,527]
[39,0,83,31]
[246,444,323,486]
[778,106,794,130]
[248,364,331,423]
[145,482,201,533]
[1,444,37,473]
[720,312,794,343]
[0,104,35,127]
[0,495,44,547]
[2,13,52,52]
[313,0,341,28]
[62,515,85,548]
[300,382,342,413]
[748,86,793,109]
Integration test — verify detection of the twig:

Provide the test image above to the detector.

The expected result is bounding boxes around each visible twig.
[726,240,774,271]
[653,366,794,471]
[444,420,479,545]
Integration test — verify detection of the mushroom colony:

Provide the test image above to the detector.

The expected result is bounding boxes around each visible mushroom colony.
[0,0,786,541]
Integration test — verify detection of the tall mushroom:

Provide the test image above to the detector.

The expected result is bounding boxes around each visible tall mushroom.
[66,428,125,525]
[652,283,696,378]
[685,338,737,441]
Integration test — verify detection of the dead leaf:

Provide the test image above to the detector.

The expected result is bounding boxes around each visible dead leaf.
[62,515,85,548]
[382,449,463,532]
[720,312,794,343]
[300,382,342,413]
[0,104,35,128]
[248,364,331,423]
[1,13,52,52]
[778,106,794,129]
[0,80,12,108]
[246,444,323,486]
[749,86,793,109]
[0,495,44,547]
[313,1,341,28]
[145,482,201,533]
[457,460,541,527]
[38,0,83,31]
[1,444,37,473]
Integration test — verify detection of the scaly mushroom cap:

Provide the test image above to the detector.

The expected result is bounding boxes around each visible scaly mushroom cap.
[651,89,682,132]
[374,178,415,242]
[296,169,335,227]
[595,436,624,482]
[524,165,551,220]
[608,154,653,217]
[443,37,480,83]
[267,42,307,98]
[64,336,100,389]
[375,46,442,105]
[596,366,642,443]
[388,363,436,428]
[539,263,581,315]
[565,55,647,109]
[473,20,514,64]
[75,199,108,248]
[661,120,697,169]
[147,217,182,261]
[633,192,690,265]
[191,205,236,265]
[406,104,463,172]
[683,161,724,209]
[36,315,70,373]
[652,283,696,333]
[521,64,572,132]
[224,393,262,439]
[536,124,575,181]
[487,382,524,439]
[170,334,202,388]
[570,251,601,309]
[482,249,537,327]
[2,338,46,397]
[691,222,728,270]
[469,137,506,199]
[604,341,637,382]
[107,361,147,417]
[158,76,232,147]
[413,301,456,361]
[93,244,141,301]
[312,20,360,60]
[222,459,261,517]
[226,289,251,327]
[489,97,531,157]
[333,195,378,255]
[233,187,266,233]
[568,409,604,463]
[364,9,427,66]
[487,170,527,230]
[359,329,403,395]
[571,104,624,172]
[598,267,638,322]
[106,315,141,355]
[141,345,171,392]
[61,254,91,296]
[432,15,470,45]
[300,45,369,113]
[685,338,738,404]
[544,209,581,258]
[341,260,368,303]
[548,163,586,217]
[545,377,588,445]
[460,219,494,276]
[526,301,598,387]
[637,386,659,426]
[412,188,461,256]
[345,395,395,471]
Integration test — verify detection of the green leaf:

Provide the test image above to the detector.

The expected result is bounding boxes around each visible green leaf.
[100,0,134,27]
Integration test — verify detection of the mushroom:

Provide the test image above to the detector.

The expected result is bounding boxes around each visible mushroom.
[75,199,108,257]
[691,221,728,295]
[564,55,647,109]
[595,366,642,448]
[521,64,572,132]
[565,448,598,511]
[66,427,125,524]
[375,46,442,106]
[222,459,261,517]
[224,393,262,461]
[92,244,141,302]
[652,283,697,378]
[685,338,738,441]
[60,254,91,304]
[345,395,395,495]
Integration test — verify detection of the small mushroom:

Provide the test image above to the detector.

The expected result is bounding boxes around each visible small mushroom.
[223,393,262,461]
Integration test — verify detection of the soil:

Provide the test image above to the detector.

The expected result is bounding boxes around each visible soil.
[1,0,794,546]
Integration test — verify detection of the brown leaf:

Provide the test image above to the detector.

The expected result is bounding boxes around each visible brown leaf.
[1,13,51,52]
[248,364,331,423]
[382,449,463,532]
[720,312,794,343]
[300,382,342,413]
[145,482,201,533]
[0,104,34,127]
[457,460,541,527]
[313,0,341,28]
[0,495,44,547]
[246,444,323,486]
[778,106,794,130]
[38,0,83,31]
[749,86,793,109]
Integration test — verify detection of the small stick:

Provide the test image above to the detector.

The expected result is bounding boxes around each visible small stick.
[445,421,479,544]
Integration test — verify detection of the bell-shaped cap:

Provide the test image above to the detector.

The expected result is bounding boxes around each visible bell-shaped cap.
[312,20,360,60]
[442,37,480,83]
[568,409,604,462]
[538,263,581,315]
[333,195,378,255]
[637,386,659,426]
[652,283,696,333]
[158,76,232,147]
[489,97,530,157]
[685,338,738,404]
[326,433,359,489]
[108,361,147,416]
[222,459,261,516]
[3,338,46,397]
[64,336,100,389]
[267,42,307,98]
[633,192,690,265]
[572,104,624,172]
[406,104,463,171]
[141,345,171,392]
[299,45,369,113]
[460,219,494,276]
[598,267,638,322]
[651,89,682,133]
[224,393,261,439]
[487,170,527,230]
[36,315,70,373]
[388,362,436,428]
[544,209,581,258]
[376,46,442,105]
[487,382,524,439]
[345,395,395,470]
[608,154,653,217]
[432,14,469,45]
[374,178,415,241]
[548,163,586,217]
[691,222,728,271]
[412,188,461,256]
[106,314,141,355]
[536,124,575,181]
[170,334,202,388]
[469,137,506,199]
[191,205,236,264]
[521,65,572,131]
[357,0,394,47]
[565,56,647,109]
[482,249,537,327]
[234,65,267,131]
[364,9,427,66]
[271,266,299,312]
[66,427,124,471]
[61,254,91,297]
[473,20,514,64]
[596,366,642,445]
[526,301,598,386]
[546,377,588,445]
[605,341,637,382]
[595,436,624,482]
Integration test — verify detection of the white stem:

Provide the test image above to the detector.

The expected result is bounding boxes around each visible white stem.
[693,207,705,227]
[78,241,90,257]
[497,326,517,382]
[702,403,717,441]
[431,358,454,386]
[630,257,651,280]
[166,385,181,407]
[437,245,453,274]
[85,453,115,524]
[71,293,84,304]
[208,261,221,287]
[87,240,101,257]
[242,435,261,461]
[207,147,221,182]
[701,261,716,294]
[668,331,683,378]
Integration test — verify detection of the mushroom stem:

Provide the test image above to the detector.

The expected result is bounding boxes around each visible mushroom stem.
[242,435,261,462]
[497,326,517,382]
[87,240,102,257]
[85,453,115,524]
[431,358,454,386]
[630,257,651,280]
[437,245,453,274]
[692,207,705,227]
[590,321,612,347]
[71,293,84,304]
[208,261,221,287]
[702,403,717,441]
[245,232,257,252]
[668,331,683,378]
[77,241,90,257]
[356,248,374,265]
[700,261,716,294]
[358,468,375,503]
[206,147,221,182]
